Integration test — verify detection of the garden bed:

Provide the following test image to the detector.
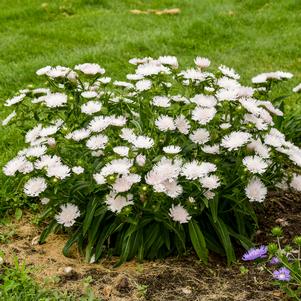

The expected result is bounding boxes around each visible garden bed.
[1,190,300,300]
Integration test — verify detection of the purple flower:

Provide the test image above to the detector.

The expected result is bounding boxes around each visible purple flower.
[273,267,291,281]
[242,245,267,261]
[269,257,280,265]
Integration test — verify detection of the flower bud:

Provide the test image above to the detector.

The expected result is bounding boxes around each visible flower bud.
[271,227,283,237]
[268,243,278,254]
[293,236,301,246]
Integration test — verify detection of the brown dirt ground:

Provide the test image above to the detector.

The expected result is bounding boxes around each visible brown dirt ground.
[1,190,300,301]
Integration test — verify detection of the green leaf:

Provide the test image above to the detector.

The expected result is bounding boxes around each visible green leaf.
[15,208,22,221]
[63,229,81,257]
[83,198,99,236]
[188,219,208,262]
[39,220,59,244]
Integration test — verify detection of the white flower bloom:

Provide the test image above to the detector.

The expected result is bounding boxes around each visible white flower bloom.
[220,123,231,129]
[132,135,154,149]
[74,63,105,75]
[34,154,61,170]
[5,94,26,106]
[239,98,261,115]
[135,79,152,91]
[110,116,127,127]
[163,145,181,154]
[55,203,80,227]
[36,66,51,76]
[181,161,216,180]
[264,128,286,148]
[113,146,130,157]
[81,101,102,115]
[200,175,220,190]
[81,91,98,99]
[105,193,133,213]
[86,134,108,150]
[24,177,47,197]
[169,205,191,224]
[192,107,216,125]
[100,159,133,177]
[47,164,70,179]
[221,131,252,151]
[218,65,240,80]
[160,179,183,198]
[194,57,211,69]
[2,111,16,125]
[126,73,144,80]
[290,174,301,192]
[259,101,283,116]
[91,150,104,157]
[217,77,240,90]
[136,154,146,166]
[24,145,47,157]
[243,155,268,174]
[155,115,176,131]
[190,94,217,107]
[45,66,77,79]
[98,77,111,84]
[136,61,170,76]
[113,81,134,89]
[247,139,270,158]
[245,177,267,202]
[216,88,238,101]
[201,144,220,154]
[152,96,170,107]
[171,95,189,104]
[189,128,210,145]
[180,68,206,81]
[158,56,178,68]
[3,156,34,176]
[112,173,141,193]
[68,129,91,141]
[88,116,110,132]
[41,197,50,205]
[43,93,67,108]
[293,83,301,93]
[244,114,268,131]
[204,190,215,200]
[236,86,254,98]
[120,128,136,142]
[175,115,190,134]
[72,166,84,174]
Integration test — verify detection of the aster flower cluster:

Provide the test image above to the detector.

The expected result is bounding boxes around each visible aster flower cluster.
[2,57,300,264]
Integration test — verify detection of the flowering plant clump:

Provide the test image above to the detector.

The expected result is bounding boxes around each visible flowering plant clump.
[2,56,301,265]
[242,228,301,299]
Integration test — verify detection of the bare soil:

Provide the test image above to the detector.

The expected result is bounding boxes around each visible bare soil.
[1,190,300,301]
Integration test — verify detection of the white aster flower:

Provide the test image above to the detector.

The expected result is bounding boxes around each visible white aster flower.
[152,96,170,107]
[3,156,34,176]
[55,203,80,227]
[243,155,268,174]
[169,205,191,224]
[74,63,105,75]
[132,135,154,149]
[113,81,134,89]
[158,56,178,68]
[218,65,240,80]
[81,91,98,99]
[86,134,108,150]
[200,175,220,190]
[216,88,238,101]
[24,177,47,197]
[189,128,210,145]
[112,173,141,193]
[5,94,26,106]
[180,68,206,81]
[68,129,91,141]
[2,111,16,125]
[25,145,47,157]
[98,77,111,84]
[201,144,220,154]
[175,115,190,134]
[46,164,71,180]
[163,145,181,154]
[135,79,152,91]
[245,177,267,202]
[204,190,215,200]
[155,115,176,131]
[247,139,270,158]
[88,116,110,132]
[105,193,133,213]
[72,166,84,174]
[36,66,51,76]
[81,101,102,115]
[221,131,252,151]
[113,146,130,157]
[43,93,67,108]
[126,73,144,80]
[194,57,211,69]
[192,107,216,125]
[217,77,240,90]
[181,161,216,180]
[190,94,217,107]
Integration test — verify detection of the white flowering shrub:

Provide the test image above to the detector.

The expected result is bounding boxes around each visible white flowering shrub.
[2,57,301,265]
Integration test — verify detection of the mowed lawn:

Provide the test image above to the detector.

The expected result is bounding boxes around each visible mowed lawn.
[0,0,300,196]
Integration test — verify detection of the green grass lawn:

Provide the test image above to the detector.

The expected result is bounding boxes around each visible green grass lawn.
[1,0,301,99]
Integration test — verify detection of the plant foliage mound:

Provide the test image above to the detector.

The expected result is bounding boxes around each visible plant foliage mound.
[2,57,301,265]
